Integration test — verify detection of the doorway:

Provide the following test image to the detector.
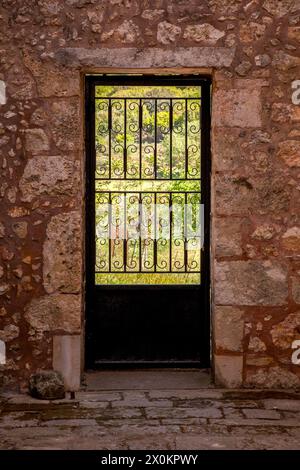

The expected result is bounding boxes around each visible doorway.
[85,75,211,368]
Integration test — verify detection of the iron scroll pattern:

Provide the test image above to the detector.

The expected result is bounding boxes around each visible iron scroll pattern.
[94,95,202,277]
[95,191,201,274]
[95,97,201,181]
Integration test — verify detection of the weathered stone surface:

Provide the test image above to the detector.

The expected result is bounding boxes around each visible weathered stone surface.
[240,22,266,43]
[263,0,295,17]
[2,0,300,392]
[49,99,80,151]
[8,207,30,218]
[213,128,245,171]
[11,221,28,239]
[43,212,81,294]
[23,51,79,97]
[215,355,243,388]
[255,54,271,67]
[271,312,300,349]
[0,340,5,365]
[208,0,242,14]
[102,20,140,44]
[141,9,164,21]
[0,284,10,296]
[0,223,5,238]
[53,335,81,391]
[215,261,288,306]
[24,294,81,333]
[25,129,49,155]
[292,277,300,304]
[215,174,254,216]
[251,224,277,241]
[55,47,235,68]
[215,218,243,257]
[0,325,19,342]
[235,61,252,76]
[288,26,300,42]
[0,81,6,105]
[248,337,267,353]
[243,408,281,419]
[277,141,300,167]
[245,367,300,389]
[183,24,224,45]
[246,355,273,367]
[6,64,36,100]
[282,227,300,251]
[214,88,262,127]
[255,175,291,214]
[272,50,300,71]
[19,156,78,202]
[157,21,181,44]
[272,104,294,123]
[214,307,244,352]
[29,370,65,400]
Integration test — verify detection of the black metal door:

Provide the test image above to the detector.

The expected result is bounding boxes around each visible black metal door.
[85,75,211,368]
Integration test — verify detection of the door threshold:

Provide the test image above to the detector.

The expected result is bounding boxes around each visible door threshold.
[83,368,212,390]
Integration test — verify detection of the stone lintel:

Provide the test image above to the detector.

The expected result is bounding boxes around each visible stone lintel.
[54,47,236,69]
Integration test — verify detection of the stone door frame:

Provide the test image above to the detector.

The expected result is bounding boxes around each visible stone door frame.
[79,64,214,390]
[50,45,267,390]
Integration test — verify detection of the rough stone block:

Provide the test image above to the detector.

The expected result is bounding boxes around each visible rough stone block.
[245,366,300,389]
[25,129,49,155]
[29,370,65,400]
[277,141,300,168]
[282,227,300,252]
[214,306,244,352]
[0,81,6,105]
[53,335,81,391]
[43,211,81,294]
[215,218,244,257]
[214,355,243,388]
[0,340,5,365]
[214,174,254,216]
[183,24,224,45]
[292,277,300,304]
[23,51,80,97]
[49,99,80,151]
[263,0,296,17]
[271,312,300,349]
[157,21,181,45]
[214,88,262,128]
[215,261,288,306]
[11,221,28,239]
[212,127,246,172]
[24,294,81,333]
[20,156,78,202]
[246,355,273,367]
[254,175,291,214]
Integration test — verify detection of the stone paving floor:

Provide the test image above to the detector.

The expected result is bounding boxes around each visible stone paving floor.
[1,388,300,450]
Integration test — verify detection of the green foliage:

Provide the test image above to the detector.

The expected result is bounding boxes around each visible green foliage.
[94,85,201,285]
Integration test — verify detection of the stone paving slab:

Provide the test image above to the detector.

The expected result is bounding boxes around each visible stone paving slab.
[1,389,300,449]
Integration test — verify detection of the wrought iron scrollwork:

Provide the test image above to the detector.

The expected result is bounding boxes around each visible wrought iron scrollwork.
[94,92,202,278]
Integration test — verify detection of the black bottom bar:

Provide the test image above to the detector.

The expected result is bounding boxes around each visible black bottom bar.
[1,451,300,465]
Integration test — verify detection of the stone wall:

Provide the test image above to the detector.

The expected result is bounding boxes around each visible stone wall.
[0,0,300,391]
